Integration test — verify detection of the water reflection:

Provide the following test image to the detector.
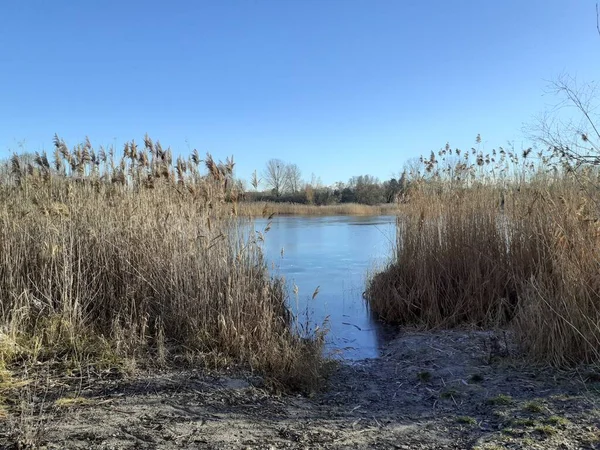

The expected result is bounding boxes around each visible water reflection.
[253,215,397,360]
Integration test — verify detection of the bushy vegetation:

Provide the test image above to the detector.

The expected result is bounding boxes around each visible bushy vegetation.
[0,135,326,392]
[247,158,407,207]
[366,139,600,367]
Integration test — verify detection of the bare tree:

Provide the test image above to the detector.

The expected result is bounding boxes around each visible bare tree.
[263,159,287,196]
[527,3,600,165]
[285,163,302,193]
[309,172,323,189]
[527,73,600,166]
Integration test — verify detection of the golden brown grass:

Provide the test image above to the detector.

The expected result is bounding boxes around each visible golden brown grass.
[0,135,326,392]
[238,201,398,217]
[366,145,600,367]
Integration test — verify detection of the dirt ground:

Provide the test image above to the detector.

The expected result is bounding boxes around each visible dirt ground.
[2,330,600,450]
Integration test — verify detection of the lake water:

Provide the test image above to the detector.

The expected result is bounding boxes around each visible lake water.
[252,215,397,360]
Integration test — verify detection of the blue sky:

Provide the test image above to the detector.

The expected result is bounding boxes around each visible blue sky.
[1,1,598,185]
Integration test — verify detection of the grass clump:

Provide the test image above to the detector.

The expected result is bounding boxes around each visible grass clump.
[510,417,536,427]
[366,140,600,368]
[487,394,513,406]
[456,416,477,425]
[0,136,327,392]
[523,400,545,414]
[545,416,569,426]
[440,388,459,399]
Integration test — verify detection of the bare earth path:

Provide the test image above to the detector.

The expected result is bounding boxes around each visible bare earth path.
[3,330,600,449]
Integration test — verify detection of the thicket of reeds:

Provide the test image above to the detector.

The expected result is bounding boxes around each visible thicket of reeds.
[0,135,326,391]
[366,141,600,366]
[238,201,398,217]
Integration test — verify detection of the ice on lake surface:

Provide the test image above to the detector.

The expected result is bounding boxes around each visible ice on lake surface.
[253,215,397,360]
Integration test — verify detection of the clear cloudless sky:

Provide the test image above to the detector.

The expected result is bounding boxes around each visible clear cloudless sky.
[1,1,598,185]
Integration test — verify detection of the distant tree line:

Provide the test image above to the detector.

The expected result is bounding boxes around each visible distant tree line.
[243,158,409,205]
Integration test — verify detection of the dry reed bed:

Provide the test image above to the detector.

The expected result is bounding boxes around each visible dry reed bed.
[367,151,600,367]
[238,201,398,217]
[0,136,325,392]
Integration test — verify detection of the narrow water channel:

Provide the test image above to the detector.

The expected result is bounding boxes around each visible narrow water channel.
[253,215,397,360]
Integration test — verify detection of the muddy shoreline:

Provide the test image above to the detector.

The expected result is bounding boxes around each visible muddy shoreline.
[3,330,600,449]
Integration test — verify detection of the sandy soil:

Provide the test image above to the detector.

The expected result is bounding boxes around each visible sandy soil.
[3,330,600,449]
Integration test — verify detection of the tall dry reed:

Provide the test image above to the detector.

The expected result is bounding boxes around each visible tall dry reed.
[367,143,600,366]
[0,136,326,391]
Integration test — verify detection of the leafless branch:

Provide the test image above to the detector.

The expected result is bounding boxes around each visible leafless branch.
[597,3,600,37]
[526,74,600,165]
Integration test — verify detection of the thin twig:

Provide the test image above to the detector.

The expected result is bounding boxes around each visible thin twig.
[596,3,600,37]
